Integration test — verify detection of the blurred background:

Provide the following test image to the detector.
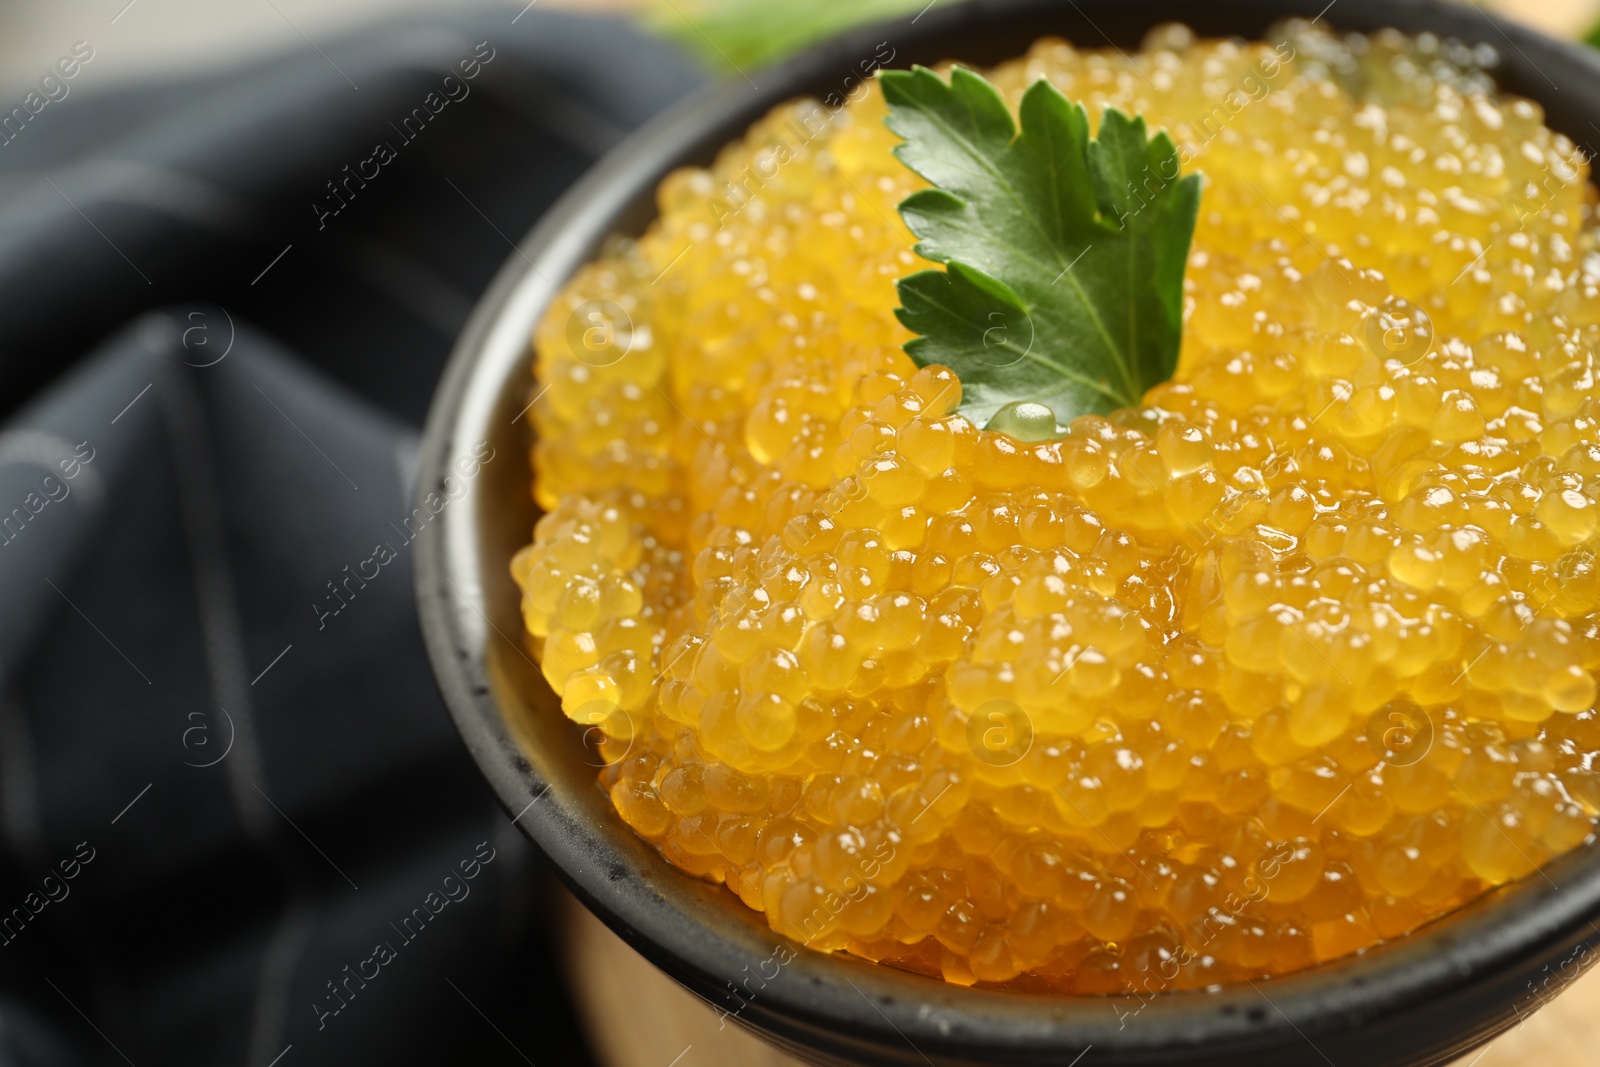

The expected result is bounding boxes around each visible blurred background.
[0,3,1599,1067]
[1,0,1596,94]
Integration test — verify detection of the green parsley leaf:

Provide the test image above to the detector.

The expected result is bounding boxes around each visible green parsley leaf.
[881,65,1202,432]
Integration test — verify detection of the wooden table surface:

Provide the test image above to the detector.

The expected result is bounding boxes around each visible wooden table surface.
[553,1,1600,1064]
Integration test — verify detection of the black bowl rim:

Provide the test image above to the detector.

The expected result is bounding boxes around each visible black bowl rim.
[417,1,1600,1063]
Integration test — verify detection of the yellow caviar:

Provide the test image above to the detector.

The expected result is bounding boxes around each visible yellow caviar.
[512,22,1600,993]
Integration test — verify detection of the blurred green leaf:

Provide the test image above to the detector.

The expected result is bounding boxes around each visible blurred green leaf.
[650,0,928,74]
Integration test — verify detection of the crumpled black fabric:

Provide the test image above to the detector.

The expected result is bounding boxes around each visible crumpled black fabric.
[0,10,703,1065]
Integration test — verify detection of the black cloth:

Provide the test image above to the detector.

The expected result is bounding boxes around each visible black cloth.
[0,10,703,1065]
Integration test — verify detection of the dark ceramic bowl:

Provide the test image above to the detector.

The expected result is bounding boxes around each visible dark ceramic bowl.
[416,1,1600,1064]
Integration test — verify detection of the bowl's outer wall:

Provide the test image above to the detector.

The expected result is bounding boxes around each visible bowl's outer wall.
[416,2,1600,1064]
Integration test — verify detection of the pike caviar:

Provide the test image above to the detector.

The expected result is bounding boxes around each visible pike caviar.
[512,22,1600,993]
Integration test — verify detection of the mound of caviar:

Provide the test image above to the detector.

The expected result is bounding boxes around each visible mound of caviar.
[512,21,1600,993]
